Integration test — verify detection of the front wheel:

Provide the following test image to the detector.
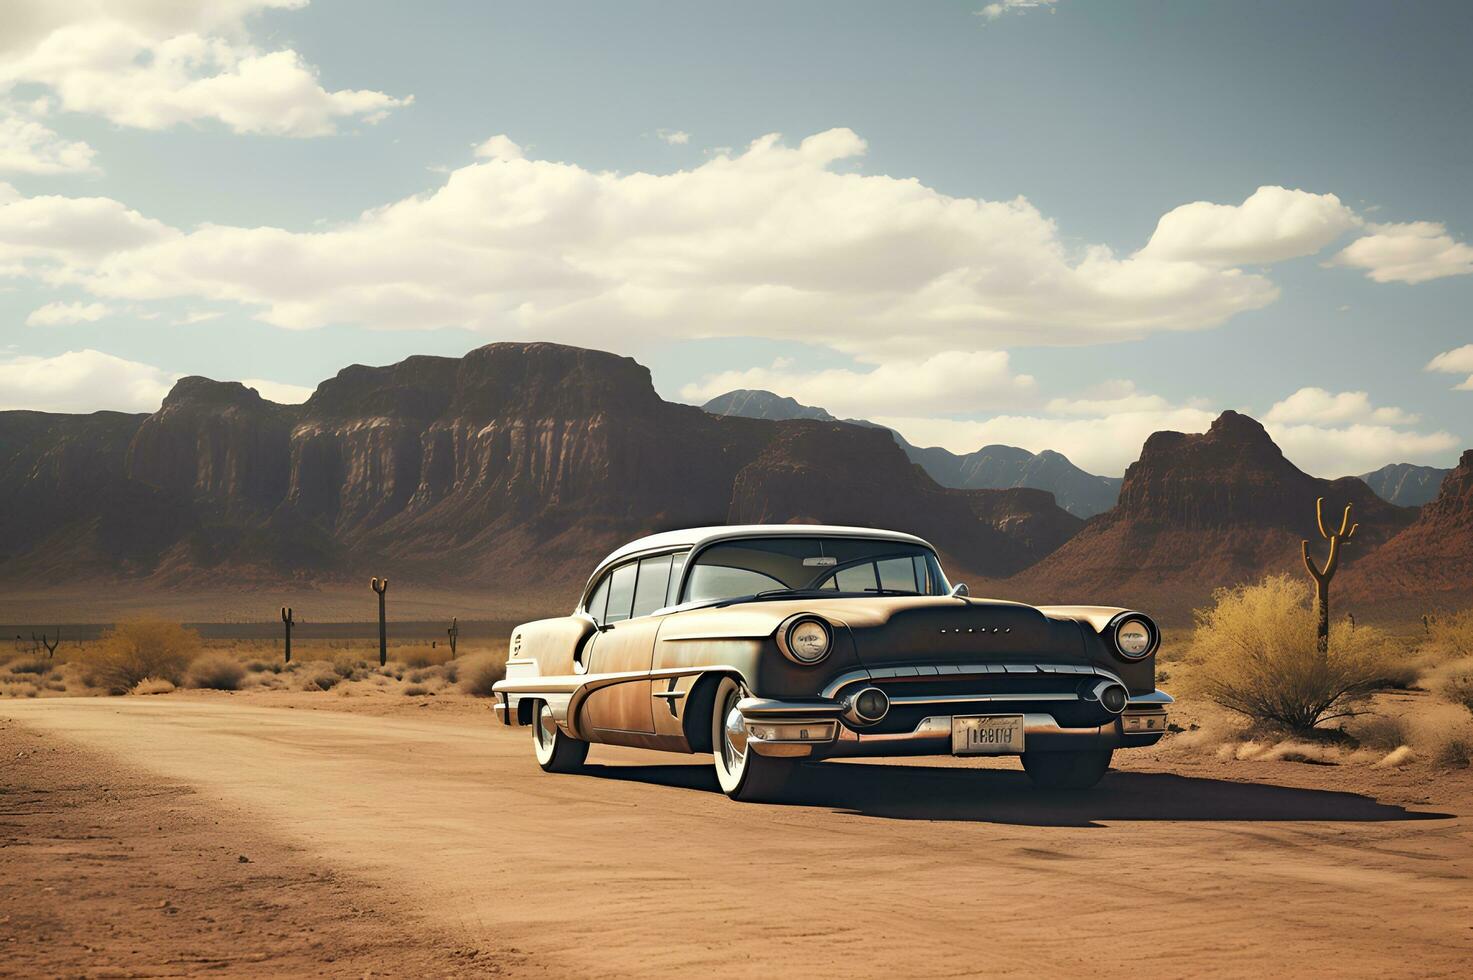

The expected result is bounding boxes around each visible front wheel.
[533,700,588,773]
[1021,749,1112,790]
[711,677,798,802]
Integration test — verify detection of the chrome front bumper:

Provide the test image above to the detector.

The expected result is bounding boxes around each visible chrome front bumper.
[737,689,1173,759]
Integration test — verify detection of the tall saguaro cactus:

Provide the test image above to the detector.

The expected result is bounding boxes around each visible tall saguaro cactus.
[371,577,389,666]
[281,606,295,664]
[447,616,459,659]
[1302,497,1358,653]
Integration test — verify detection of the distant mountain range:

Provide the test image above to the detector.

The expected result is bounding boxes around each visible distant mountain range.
[700,389,1122,517]
[1356,462,1452,507]
[2,345,1467,619]
[702,388,1453,518]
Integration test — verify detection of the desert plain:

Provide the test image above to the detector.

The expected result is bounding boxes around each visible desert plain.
[3,676,1472,979]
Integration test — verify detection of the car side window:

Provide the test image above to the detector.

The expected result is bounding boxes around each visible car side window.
[877,557,920,592]
[665,551,688,606]
[604,562,638,624]
[631,554,673,618]
[585,574,611,623]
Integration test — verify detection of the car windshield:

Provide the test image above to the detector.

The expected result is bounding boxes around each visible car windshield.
[683,536,950,604]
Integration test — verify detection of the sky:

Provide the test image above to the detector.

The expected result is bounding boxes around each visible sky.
[0,0,1470,477]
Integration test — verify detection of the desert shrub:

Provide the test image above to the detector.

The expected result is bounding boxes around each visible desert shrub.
[1423,609,1473,662]
[89,618,199,695]
[460,653,507,697]
[1430,658,1473,714]
[7,657,54,677]
[130,677,176,695]
[1349,712,1411,751]
[332,660,363,679]
[301,670,339,691]
[187,653,246,691]
[1184,576,1393,732]
[440,661,459,685]
[399,648,451,669]
[245,660,282,674]
[403,684,431,696]
[2,680,40,698]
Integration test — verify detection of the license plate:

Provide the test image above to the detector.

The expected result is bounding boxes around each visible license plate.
[952,714,1025,755]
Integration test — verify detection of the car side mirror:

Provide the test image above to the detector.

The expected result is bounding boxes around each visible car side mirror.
[951,583,970,598]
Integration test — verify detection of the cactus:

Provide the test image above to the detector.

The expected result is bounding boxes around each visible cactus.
[371,577,389,667]
[447,616,459,659]
[281,606,295,664]
[1301,497,1358,654]
[32,628,59,659]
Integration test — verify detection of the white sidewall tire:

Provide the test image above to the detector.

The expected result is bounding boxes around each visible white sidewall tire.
[711,676,796,801]
[533,700,588,773]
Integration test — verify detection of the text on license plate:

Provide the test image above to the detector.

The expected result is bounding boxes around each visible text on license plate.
[952,714,1025,755]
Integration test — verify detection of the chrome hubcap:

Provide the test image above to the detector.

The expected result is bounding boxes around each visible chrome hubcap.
[537,703,556,750]
[722,691,747,769]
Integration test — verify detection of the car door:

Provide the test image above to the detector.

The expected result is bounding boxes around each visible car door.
[580,555,674,736]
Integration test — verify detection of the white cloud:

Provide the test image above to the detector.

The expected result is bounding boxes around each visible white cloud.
[1043,379,1196,418]
[25,299,110,326]
[0,129,1296,359]
[1329,221,1473,284]
[1139,186,1360,266]
[1265,423,1459,478]
[0,1,407,138]
[174,309,224,325]
[241,377,313,403]
[657,129,690,145]
[875,402,1219,477]
[977,1,1057,21]
[1264,387,1418,426]
[0,348,175,413]
[0,108,97,174]
[679,350,1036,418]
[1428,344,1473,391]
[862,378,1457,478]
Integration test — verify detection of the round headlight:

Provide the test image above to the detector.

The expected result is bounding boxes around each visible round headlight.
[1113,616,1155,660]
[779,616,832,665]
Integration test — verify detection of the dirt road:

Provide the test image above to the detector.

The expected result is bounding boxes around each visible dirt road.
[4,698,1472,978]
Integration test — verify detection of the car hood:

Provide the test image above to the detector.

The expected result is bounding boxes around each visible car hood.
[660,595,1088,666]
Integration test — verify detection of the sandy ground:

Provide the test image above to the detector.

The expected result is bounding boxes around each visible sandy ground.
[3,695,1472,979]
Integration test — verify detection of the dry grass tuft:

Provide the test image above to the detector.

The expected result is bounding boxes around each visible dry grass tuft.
[1428,658,1473,715]
[129,677,176,695]
[88,618,199,695]
[1349,712,1411,752]
[7,657,55,677]
[399,648,453,669]
[299,666,340,691]
[187,653,246,691]
[1422,609,1473,662]
[403,684,432,697]
[1375,745,1415,768]
[460,653,507,698]
[1184,576,1396,732]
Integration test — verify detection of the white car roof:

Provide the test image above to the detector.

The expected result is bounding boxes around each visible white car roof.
[594,524,935,574]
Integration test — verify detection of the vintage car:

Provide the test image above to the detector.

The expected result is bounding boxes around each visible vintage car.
[492,525,1171,801]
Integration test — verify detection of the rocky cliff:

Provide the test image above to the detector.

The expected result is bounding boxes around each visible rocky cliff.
[0,344,1081,598]
[1344,450,1473,606]
[1002,411,1416,618]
